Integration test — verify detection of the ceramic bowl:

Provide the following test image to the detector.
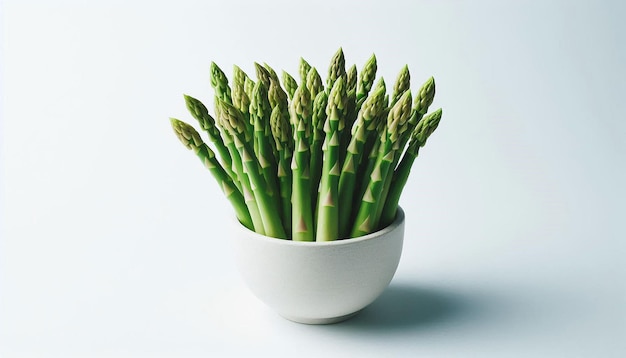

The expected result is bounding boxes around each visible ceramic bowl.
[233,207,405,324]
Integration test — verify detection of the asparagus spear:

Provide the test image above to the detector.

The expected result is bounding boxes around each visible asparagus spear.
[309,91,328,209]
[356,54,377,103]
[290,86,315,241]
[270,105,293,236]
[183,95,238,189]
[337,87,386,237]
[299,57,312,83]
[350,90,412,237]
[326,48,346,93]
[282,70,298,100]
[210,62,232,104]
[306,67,323,98]
[250,81,280,204]
[376,76,436,222]
[390,65,410,106]
[217,99,287,239]
[346,64,357,94]
[268,74,288,119]
[355,78,388,193]
[232,65,253,136]
[370,66,412,223]
[413,76,436,118]
[255,62,272,90]
[379,109,442,227]
[263,63,279,83]
[316,76,347,241]
[213,100,265,234]
[244,76,255,100]
[170,118,253,230]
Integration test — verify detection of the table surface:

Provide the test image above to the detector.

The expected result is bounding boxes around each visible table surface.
[2,1,625,357]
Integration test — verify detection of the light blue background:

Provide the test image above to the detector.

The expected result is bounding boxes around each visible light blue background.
[2,0,625,357]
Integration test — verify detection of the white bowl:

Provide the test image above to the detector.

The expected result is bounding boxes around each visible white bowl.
[233,207,405,324]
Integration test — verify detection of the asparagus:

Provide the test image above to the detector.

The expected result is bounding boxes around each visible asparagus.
[183,95,238,189]
[306,67,323,98]
[316,77,347,241]
[263,63,279,83]
[172,51,442,240]
[380,109,442,227]
[299,57,312,83]
[346,64,357,94]
[250,81,280,204]
[217,99,287,239]
[290,86,315,241]
[326,48,346,92]
[269,75,290,123]
[232,65,253,136]
[309,91,328,210]
[282,70,298,100]
[213,100,265,234]
[244,76,255,100]
[413,76,436,118]
[371,66,412,223]
[255,62,272,89]
[210,62,232,104]
[376,77,436,222]
[268,78,292,154]
[170,118,253,230]
[350,90,412,237]
[270,105,293,236]
[355,78,388,197]
[390,65,410,106]
[356,54,377,103]
[337,87,386,237]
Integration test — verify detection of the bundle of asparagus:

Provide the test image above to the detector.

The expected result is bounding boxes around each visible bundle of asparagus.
[171,49,442,241]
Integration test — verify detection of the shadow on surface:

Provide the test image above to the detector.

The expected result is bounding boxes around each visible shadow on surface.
[335,284,473,332]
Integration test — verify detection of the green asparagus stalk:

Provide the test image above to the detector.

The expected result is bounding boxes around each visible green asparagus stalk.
[290,86,314,241]
[326,48,346,93]
[250,81,280,204]
[341,86,358,162]
[356,78,387,184]
[217,99,287,239]
[350,90,412,237]
[346,64,357,94]
[213,100,265,235]
[183,95,238,189]
[282,70,298,100]
[255,62,271,90]
[270,105,293,236]
[379,109,442,227]
[412,76,436,118]
[244,76,255,100]
[356,54,377,103]
[170,118,253,230]
[376,76,436,223]
[306,67,323,98]
[390,65,410,106]
[210,62,232,104]
[337,86,386,237]
[309,91,329,210]
[232,66,253,136]
[371,66,412,222]
[316,77,347,241]
[263,63,279,83]
[299,57,312,83]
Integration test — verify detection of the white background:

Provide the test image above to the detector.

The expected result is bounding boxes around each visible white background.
[1,0,625,357]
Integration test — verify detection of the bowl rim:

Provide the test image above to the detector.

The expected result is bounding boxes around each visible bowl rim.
[233,206,405,247]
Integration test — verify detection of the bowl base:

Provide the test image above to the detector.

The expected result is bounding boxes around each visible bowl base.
[280,310,361,325]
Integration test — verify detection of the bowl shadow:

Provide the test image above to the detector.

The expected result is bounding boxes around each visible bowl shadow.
[333,283,472,332]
